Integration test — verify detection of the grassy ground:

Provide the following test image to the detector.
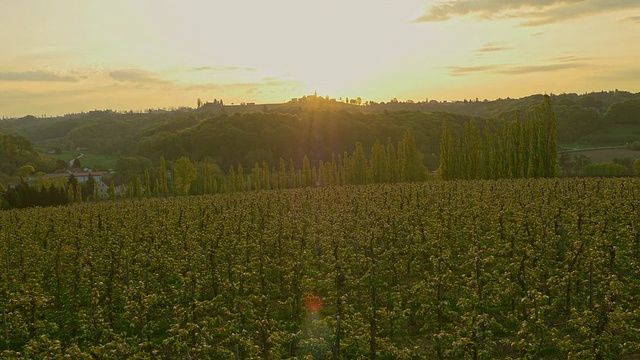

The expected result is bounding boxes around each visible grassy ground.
[569,148,640,163]
[47,150,117,170]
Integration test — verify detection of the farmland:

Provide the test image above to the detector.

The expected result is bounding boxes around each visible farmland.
[2,178,640,358]
[562,148,640,164]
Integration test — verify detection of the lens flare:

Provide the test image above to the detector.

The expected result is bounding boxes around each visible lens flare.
[304,294,323,313]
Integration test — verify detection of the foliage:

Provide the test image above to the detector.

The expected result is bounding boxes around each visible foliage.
[440,96,557,180]
[2,178,640,357]
[0,132,59,182]
[1,180,68,208]
[172,157,197,196]
[604,99,640,125]
[583,162,630,176]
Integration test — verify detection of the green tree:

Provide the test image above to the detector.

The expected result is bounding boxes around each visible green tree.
[17,164,35,179]
[83,173,96,199]
[386,138,400,182]
[93,180,100,201]
[144,168,152,197]
[352,142,369,185]
[633,159,640,175]
[135,176,143,199]
[400,129,425,182]
[303,155,312,187]
[172,157,197,196]
[109,180,116,200]
[369,140,387,183]
[237,164,245,192]
[229,165,237,192]
[159,156,169,196]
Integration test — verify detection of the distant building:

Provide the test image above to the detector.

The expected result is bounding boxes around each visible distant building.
[43,169,110,183]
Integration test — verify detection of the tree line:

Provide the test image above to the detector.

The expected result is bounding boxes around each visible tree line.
[117,128,428,198]
[0,129,429,209]
[439,95,557,180]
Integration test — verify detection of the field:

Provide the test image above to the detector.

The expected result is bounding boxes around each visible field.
[562,148,640,163]
[2,179,640,358]
[47,150,118,170]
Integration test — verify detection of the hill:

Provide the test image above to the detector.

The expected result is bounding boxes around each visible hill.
[0,90,639,182]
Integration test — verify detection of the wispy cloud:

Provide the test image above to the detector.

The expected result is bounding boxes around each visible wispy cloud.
[192,66,257,72]
[550,55,594,63]
[414,0,640,26]
[624,15,640,23]
[590,67,640,82]
[497,62,586,74]
[449,60,586,76]
[448,65,500,76]
[186,76,302,93]
[475,42,512,54]
[0,70,79,82]
[109,69,171,86]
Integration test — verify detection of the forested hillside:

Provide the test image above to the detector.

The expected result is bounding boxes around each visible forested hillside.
[0,90,639,187]
[0,132,64,184]
[2,91,639,157]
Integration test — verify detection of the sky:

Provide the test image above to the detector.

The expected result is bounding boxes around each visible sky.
[1,0,639,117]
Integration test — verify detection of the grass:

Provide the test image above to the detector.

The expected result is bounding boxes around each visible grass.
[46,150,117,170]
[567,148,640,163]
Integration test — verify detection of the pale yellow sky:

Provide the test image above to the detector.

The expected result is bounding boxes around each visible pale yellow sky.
[1,0,639,117]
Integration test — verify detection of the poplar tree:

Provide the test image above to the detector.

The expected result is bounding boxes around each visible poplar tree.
[369,140,387,183]
[331,153,339,185]
[262,162,271,190]
[439,121,453,180]
[278,158,287,190]
[401,129,425,182]
[289,158,297,188]
[229,166,237,192]
[76,182,83,202]
[159,156,168,196]
[238,164,245,192]
[302,155,312,187]
[253,162,262,190]
[93,181,100,202]
[135,176,143,199]
[387,138,400,182]
[144,168,152,198]
[352,142,368,185]
[109,180,116,200]
[440,96,556,180]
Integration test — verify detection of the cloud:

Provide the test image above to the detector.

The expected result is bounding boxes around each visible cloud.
[550,55,593,63]
[448,65,500,76]
[448,60,586,76]
[475,42,511,54]
[192,66,257,72]
[0,70,79,82]
[414,0,640,26]
[109,69,171,85]
[184,75,302,93]
[590,67,640,82]
[496,62,586,74]
[624,15,640,23]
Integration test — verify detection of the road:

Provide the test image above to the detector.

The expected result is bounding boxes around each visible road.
[70,153,84,167]
[558,146,625,154]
